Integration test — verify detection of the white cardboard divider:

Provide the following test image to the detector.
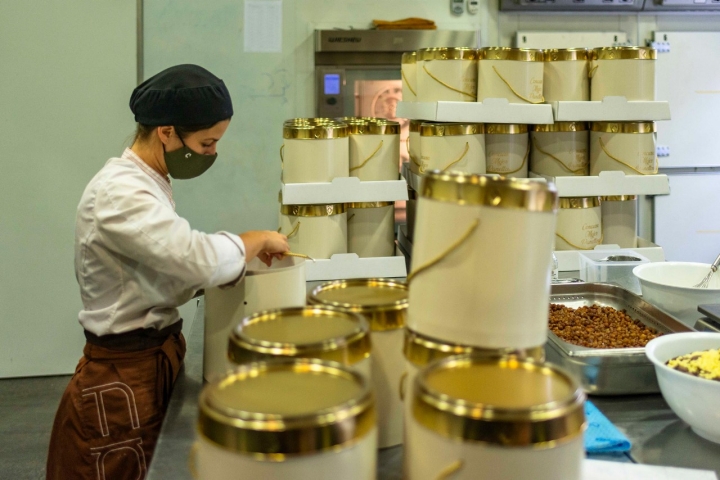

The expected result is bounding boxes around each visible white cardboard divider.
[552,97,671,122]
[530,171,670,197]
[396,100,554,124]
[555,238,664,272]
[401,162,422,193]
[281,177,408,205]
[305,253,407,281]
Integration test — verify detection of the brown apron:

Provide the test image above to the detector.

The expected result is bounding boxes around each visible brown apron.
[46,329,186,480]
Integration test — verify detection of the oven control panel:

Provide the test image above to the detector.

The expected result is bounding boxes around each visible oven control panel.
[317,68,345,118]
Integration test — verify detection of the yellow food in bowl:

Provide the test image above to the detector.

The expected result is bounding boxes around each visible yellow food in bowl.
[666,348,720,381]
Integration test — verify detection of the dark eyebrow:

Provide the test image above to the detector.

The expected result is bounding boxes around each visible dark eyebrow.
[203,138,220,142]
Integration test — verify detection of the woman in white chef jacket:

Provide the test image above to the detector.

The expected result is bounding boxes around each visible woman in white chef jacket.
[45,64,288,480]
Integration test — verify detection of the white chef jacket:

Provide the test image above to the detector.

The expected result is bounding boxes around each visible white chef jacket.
[75,148,246,336]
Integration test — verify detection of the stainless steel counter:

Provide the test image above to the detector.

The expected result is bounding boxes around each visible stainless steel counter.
[147,299,720,479]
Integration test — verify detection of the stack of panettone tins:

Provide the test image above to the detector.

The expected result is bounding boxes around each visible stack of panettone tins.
[278,117,400,260]
[402,45,657,250]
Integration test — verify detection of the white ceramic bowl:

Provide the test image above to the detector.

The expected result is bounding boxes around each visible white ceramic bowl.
[646,332,720,443]
[633,262,720,327]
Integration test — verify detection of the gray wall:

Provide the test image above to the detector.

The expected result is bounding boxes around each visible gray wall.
[0,1,137,377]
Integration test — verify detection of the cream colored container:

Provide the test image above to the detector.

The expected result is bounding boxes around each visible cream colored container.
[417,47,478,103]
[485,124,529,178]
[408,120,423,175]
[348,120,401,181]
[418,123,486,175]
[590,121,657,175]
[402,51,417,102]
[348,202,395,258]
[203,256,306,381]
[405,355,586,480]
[408,171,558,348]
[402,329,546,414]
[279,201,347,259]
[530,122,589,177]
[478,48,545,104]
[194,358,377,480]
[228,307,372,379]
[590,46,656,101]
[543,48,589,103]
[406,186,418,242]
[601,195,638,248]
[309,279,408,449]
[555,197,602,251]
[281,121,349,183]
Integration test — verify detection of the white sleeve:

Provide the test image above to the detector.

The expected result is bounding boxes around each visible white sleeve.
[94,181,246,290]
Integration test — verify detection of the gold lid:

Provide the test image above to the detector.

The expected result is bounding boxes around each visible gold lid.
[544,48,589,62]
[591,46,657,61]
[402,51,417,64]
[412,355,585,447]
[601,195,638,202]
[590,121,656,134]
[404,329,545,368]
[335,116,376,123]
[308,279,408,331]
[228,307,371,366]
[346,120,401,135]
[280,203,347,217]
[284,117,344,125]
[479,47,544,62]
[348,201,394,209]
[417,47,480,61]
[409,119,424,133]
[198,358,375,459]
[421,170,558,213]
[283,123,348,139]
[532,122,587,133]
[486,123,528,135]
[419,123,484,137]
[559,197,601,209]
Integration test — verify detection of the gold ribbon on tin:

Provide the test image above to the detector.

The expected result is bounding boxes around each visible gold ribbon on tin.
[348,213,356,222]
[442,142,470,172]
[399,371,408,402]
[598,137,658,175]
[401,68,417,96]
[435,460,464,480]
[349,140,384,173]
[491,66,545,104]
[532,137,586,176]
[555,232,603,251]
[422,64,476,100]
[487,140,530,175]
[407,219,480,284]
[588,64,598,78]
[412,154,425,173]
[280,144,285,167]
[279,222,301,239]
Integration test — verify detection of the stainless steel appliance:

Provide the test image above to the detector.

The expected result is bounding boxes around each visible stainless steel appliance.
[314,29,478,125]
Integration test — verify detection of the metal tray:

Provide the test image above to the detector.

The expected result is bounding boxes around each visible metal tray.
[547,282,694,396]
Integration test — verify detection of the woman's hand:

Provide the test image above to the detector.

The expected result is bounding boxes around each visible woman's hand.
[239,230,289,266]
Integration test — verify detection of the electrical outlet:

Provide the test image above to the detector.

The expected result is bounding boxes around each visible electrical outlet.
[451,0,464,15]
[467,0,480,13]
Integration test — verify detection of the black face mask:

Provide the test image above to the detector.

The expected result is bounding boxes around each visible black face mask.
[163,136,217,179]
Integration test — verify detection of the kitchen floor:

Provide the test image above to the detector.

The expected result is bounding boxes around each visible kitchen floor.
[0,375,69,479]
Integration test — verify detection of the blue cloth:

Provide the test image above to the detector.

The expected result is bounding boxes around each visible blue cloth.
[584,401,632,453]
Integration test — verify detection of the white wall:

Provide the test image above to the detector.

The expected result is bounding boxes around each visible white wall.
[0,2,137,377]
